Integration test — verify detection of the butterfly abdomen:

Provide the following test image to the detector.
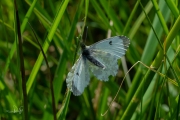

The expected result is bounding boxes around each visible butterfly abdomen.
[82,49,105,69]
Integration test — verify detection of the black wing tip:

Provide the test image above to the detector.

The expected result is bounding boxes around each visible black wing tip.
[118,35,130,50]
[72,81,82,96]
[118,35,130,44]
[72,87,82,96]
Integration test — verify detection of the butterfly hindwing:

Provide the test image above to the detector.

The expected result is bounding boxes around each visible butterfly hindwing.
[87,50,119,81]
[66,56,90,96]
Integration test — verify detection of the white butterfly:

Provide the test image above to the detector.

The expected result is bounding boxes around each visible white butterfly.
[66,36,130,96]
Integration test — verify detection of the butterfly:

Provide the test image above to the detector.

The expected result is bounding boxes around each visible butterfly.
[66,36,130,96]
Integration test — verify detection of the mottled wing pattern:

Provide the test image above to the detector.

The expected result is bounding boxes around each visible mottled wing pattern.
[88,36,130,81]
[66,56,90,96]
[87,50,119,81]
[89,36,130,58]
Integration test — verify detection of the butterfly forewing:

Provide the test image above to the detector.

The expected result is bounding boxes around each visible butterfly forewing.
[89,36,130,58]
[66,56,90,96]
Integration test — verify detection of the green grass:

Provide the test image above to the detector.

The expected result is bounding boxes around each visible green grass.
[0,0,180,120]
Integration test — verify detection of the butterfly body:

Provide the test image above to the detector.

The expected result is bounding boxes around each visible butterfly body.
[66,36,130,96]
[81,45,105,69]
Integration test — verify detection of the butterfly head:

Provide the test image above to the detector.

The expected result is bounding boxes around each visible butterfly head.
[80,42,86,50]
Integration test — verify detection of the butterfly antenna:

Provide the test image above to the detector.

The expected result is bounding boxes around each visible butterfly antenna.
[82,26,88,43]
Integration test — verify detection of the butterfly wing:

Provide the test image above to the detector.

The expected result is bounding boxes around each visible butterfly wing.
[89,36,130,58]
[87,50,119,81]
[88,36,130,81]
[66,56,90,96]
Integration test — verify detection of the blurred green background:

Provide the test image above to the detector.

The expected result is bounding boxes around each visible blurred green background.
[0,0,180,120]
